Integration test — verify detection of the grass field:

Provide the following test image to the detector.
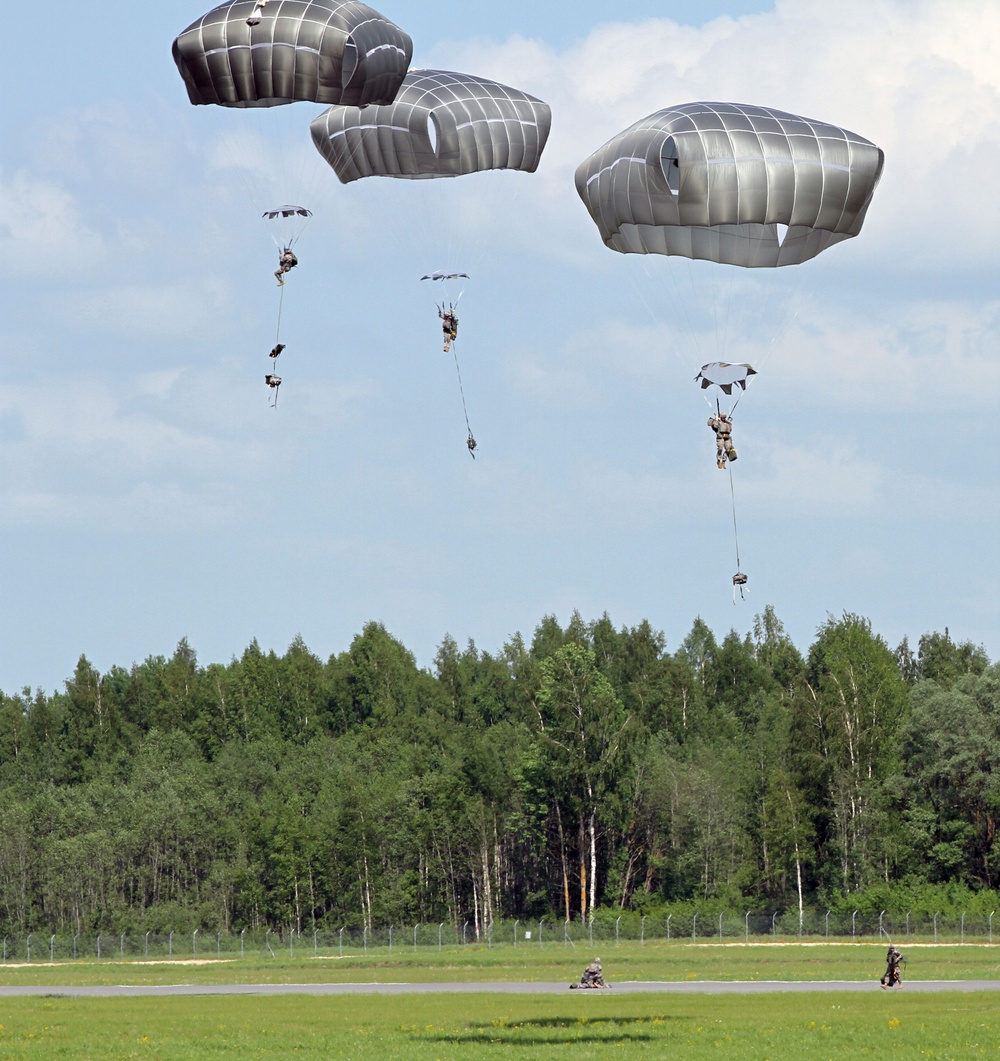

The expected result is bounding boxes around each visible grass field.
[0,990,998,1059]
[0,943,998,1058]
[0,939,998,987]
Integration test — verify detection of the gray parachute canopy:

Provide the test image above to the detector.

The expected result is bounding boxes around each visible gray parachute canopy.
[172,0,412,108]
[695,362,757,395]
[575,102,884,267]
[310,69,552,182]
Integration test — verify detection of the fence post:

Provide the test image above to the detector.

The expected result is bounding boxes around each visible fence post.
[438,923,444,952]
[692,913,697,943]
[338,926,344,957]
[745,911,750,943]
[462,922,467,946]
[121,933,125,958]
[73,935,78,960]
[539,919,544,945]
[906,910,911,939]
[95,934,99,961]
[389,925,393,953]
[933,912,939,943]
[27,933,32,961]
[771,912,777,939]
[242,928,247,959]
[513,920,519,948]
[851,911,858,940]
[878,911,885,939]
[825,910,830,940]
[616,916,621,946]
[666,914,672,943]
[414,924,418,951]
[220,932,224,958]
[990,911,995,945]
[564,919,570,946]
[51,935,56,962]
[961,912,966,944]
[641,915,646,944]
[193,929,198,957]
[719,913,723,941]
[363,925,367,956]
[169,931,174,957]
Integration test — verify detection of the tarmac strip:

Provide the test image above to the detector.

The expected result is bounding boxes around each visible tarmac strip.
[0,980,997,997]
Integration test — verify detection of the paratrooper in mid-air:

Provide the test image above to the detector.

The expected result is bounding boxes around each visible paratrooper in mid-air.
[275,246,298,286]
[438,304,459,352]
[708,412,737,469]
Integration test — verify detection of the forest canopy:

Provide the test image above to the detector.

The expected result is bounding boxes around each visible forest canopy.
[0,609,994,936]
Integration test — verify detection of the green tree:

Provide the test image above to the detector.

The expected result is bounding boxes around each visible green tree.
[799,613,908,894]
[916,629,990,688]
[537,643,633,920]
[898,669,1000,887]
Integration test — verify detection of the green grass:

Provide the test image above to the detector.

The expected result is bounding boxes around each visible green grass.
[0,940,997,987]
[0,991,998,1059]
[0,943,999,1058]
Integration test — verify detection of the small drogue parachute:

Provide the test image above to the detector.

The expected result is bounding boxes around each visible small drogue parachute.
[695,362,757,396]
[309,68,552,181]
[263,205,312,220]
[172,0,413,109]
[575,101,884,267]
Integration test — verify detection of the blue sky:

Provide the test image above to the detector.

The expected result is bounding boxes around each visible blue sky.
[2,0,998,694]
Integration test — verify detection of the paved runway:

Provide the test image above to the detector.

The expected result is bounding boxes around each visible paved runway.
[0,980,997,997]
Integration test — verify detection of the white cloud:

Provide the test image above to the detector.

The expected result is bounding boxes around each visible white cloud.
[58,279,234,339]
[770,296,1000,412]
[433,0,1000,271]
[0,170,107,278]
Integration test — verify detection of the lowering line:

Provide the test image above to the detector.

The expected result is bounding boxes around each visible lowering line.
[715,395,747,601]
[728,465,748,603]
[451,346,476,459]
[265,285,286,408]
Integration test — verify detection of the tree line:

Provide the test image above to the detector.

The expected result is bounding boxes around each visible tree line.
[0,609,995,937]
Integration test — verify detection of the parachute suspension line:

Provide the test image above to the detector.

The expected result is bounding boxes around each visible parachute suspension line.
[625,257,707,370]
[751,255,825,377]
[719,256,739,362]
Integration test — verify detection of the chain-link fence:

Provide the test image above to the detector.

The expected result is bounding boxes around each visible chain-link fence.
[1,909,996,962]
